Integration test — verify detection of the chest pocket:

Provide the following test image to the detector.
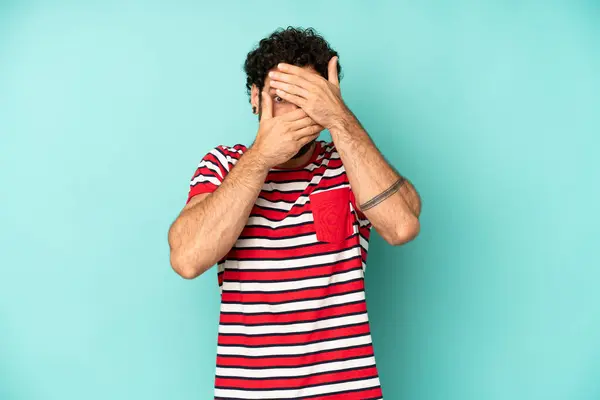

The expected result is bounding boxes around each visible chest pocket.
[309,187,354,243]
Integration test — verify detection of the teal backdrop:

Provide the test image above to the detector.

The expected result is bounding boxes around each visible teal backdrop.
[1,1,599,399]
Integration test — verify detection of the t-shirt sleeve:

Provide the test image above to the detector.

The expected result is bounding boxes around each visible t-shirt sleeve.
[186,146,230,203]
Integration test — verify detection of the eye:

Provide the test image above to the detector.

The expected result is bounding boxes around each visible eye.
[274,95,285,103]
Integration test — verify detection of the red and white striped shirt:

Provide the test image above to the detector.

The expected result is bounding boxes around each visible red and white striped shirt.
[187,140,383,399]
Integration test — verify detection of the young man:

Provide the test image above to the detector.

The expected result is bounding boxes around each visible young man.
[168,27,422,400]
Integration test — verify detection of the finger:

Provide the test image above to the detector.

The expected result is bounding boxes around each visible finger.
[301,132,320,145]
[275,89,306,108]
[269,79,310,99]
[289,116,314,131]
[280,108,308,122]
[277,63,321,84]
[328,56,339,87]
[293,124,323,139]
[270,71,315,92]
[297,130,321,147]
[260,90,273,119]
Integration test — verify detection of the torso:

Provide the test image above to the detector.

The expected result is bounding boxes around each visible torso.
[211,140,383,399]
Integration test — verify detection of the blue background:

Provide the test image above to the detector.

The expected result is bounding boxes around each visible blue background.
[1,1,599,399]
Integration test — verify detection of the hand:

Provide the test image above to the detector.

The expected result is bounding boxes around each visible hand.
[250,89,323,169]
[268,56,350,131]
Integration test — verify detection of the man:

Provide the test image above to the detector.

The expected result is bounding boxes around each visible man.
[168,27,421,400]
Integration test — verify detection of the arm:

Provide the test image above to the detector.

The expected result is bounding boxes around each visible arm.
[168,148,269,279]
[329,112,421,245]
[268,58,421,246]
[168,93,321,279]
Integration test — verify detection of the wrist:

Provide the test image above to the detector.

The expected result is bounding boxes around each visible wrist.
[328,108,356,136]
[245,146,273,172]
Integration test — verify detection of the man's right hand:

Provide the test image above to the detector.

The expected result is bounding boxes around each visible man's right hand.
[251,90,323,169]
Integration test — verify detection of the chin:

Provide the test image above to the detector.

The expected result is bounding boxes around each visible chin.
[292,140,316,159]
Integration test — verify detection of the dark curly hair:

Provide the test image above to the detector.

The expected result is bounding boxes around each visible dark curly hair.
[243,27,342,100]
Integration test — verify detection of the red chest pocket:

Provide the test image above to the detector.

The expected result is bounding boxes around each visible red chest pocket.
[309,187,354,243]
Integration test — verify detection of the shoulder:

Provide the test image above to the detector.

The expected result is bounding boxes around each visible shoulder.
[219,144,248,156]
[202,143,248,164]
[212,143,248,158]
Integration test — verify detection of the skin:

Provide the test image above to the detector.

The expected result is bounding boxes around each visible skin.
[250,65,323,169]
[269,56,422,245]
[168,66,321,279]
[168,60,422,279]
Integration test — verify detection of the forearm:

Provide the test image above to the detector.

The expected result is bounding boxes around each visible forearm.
[169,148,269,278]
[330,110,421,244]
[265,60,421,244]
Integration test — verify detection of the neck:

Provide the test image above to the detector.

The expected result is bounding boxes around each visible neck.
[275,141,317,169]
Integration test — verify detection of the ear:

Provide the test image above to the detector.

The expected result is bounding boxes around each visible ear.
[250,84,260,113]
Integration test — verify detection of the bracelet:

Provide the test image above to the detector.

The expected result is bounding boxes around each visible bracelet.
[359,177,406,211]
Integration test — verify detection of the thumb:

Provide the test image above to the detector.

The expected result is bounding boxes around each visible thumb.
[260,90,273,120]
[328,56,339,87]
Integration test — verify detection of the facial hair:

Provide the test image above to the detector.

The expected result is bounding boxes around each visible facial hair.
[292,140,315,159]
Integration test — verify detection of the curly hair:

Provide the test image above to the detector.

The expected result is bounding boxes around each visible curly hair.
[243,27,342,99]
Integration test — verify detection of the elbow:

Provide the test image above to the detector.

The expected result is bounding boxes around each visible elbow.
[170,251,209,280]
[388,216,420,246]
[168,224,211,279]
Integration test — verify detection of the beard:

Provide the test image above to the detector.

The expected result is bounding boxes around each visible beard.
[292,139,315,159]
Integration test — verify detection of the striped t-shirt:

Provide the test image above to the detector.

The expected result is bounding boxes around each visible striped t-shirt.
[187,140,383,400]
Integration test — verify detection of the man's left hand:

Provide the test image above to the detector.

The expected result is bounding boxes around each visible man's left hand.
[269,56,350,131]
